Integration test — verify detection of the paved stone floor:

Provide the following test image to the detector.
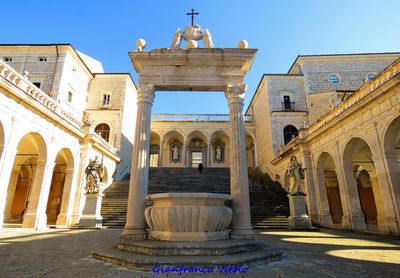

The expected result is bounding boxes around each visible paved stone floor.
[0,228,399,277]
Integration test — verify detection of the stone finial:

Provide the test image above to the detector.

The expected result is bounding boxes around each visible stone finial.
[186,40,198,49]
[237,40,248,49]
[136,39,146,52]
[171,29,182,49]
[183,24,203,41]
[203,29,214,48]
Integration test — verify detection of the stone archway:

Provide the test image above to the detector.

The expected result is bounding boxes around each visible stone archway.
[187,131,208,168]
[3,132,47,228]
[210,131,230,167]
[123,45,257,240]
[150,131,161,167]
[316,152,343,225]
[46,148,74,226]
[383,116,400,213]
[343,137,385,230]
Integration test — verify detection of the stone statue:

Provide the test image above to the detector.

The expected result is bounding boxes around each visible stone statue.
[203,29,214,48]
[172,144,179,162]
[136,39,146,52]
[171,29,182,49]
[287,156,306,195]
[215,145,222,161]
[85,156,104,194]
[183,24,203,41]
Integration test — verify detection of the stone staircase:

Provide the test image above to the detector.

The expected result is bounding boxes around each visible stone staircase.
[101,167,289,229]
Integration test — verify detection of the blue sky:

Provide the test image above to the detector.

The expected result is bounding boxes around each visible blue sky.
[3,1,400,113]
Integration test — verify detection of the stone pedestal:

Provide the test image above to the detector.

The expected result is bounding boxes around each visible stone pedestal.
[79,193,103,228]
[288,194,312,229]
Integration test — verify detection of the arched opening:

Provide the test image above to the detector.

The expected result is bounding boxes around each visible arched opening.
[150,131,161,167]
[162,130,184,167]
[343,138,384,230]
[356,168,377,224]
[95,123,111,142]
[187,131,208,168]
[245,133,256,168]
[283,125,298,145]
[4,133,47,227]
[316,152,343,225]
[210,131,230,167]
[46,148,74,225]
[383,116,400,211]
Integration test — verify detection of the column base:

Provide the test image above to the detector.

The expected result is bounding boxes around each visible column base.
[351,214,367,230]
[230,227,256,240]
[320,213,333,226]
[56,213,70,227]
[22,212,48,229]
[383,216,399,235]
[121,226,147,240]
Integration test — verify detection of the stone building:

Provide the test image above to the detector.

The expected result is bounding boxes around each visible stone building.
[0,44,136,230]
[247,53,400,235]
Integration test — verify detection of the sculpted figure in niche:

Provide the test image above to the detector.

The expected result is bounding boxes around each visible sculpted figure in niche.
[287,156,306,195]
[215,145,223,162]
[85,156,104,194]
[171,144,180,163]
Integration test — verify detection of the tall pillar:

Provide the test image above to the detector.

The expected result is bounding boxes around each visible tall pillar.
[207,139,212,167]
[123,84,155,239]
[56,168,75,226]
[225,84,255,240]
[158,140,163,167]
[22,159,55,229]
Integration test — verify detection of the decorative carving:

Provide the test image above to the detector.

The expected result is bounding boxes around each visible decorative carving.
[170,140,182,163]
[136,39,146,52]
[171,29,182,49]
[225,84,247,104]
[85,156,104,194]
[137,84,155,104]
[183,24,203,41]
[287,156,306,195]
[213,140,225,163]
[203,29,214,48]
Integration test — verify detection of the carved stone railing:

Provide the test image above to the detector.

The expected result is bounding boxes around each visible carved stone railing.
[92,132,118,154]
[152,113,253,122]
[307,58,400,135]
[0,60,84,130]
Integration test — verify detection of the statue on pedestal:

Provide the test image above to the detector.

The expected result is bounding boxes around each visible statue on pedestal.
[287,156,306,195]
[85,156,104,194]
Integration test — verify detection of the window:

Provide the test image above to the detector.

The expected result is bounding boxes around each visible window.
[328,73,340,85]
[283,95,294,110]
[102,94,111,106]
[38,57,47,62]
[67,91,73,103]
[366,72,376,81]
[95,123,111,142]
[283,125,298,145]
[3,57,12,62]
[32,82,41,89]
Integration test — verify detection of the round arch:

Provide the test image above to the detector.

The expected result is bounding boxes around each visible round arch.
[383,115,400,215]
[162,130,185,167]
[3,132,47,227]
[210,131,230,167]
[283,125,298,145]
[316,152,343,225]
[95,123,111,142]
[187,130,209,168]
[342,137,384,230]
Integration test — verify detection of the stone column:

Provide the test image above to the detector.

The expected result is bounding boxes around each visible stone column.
[207,139,212,167]
[158,140,163,167]
[183,139,188,167]
[225,84,255,240]
[56,168,75,226]
[23,160,56,229]
[122,84,155,239]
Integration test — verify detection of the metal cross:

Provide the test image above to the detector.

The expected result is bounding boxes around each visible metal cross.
[186,8,199,26]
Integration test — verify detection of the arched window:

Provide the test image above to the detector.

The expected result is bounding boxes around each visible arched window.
[283,125,298,145]
[95,123,110,142]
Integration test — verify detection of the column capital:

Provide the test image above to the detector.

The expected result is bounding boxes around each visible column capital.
[225,84,247,104]
[137,83,155,104]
